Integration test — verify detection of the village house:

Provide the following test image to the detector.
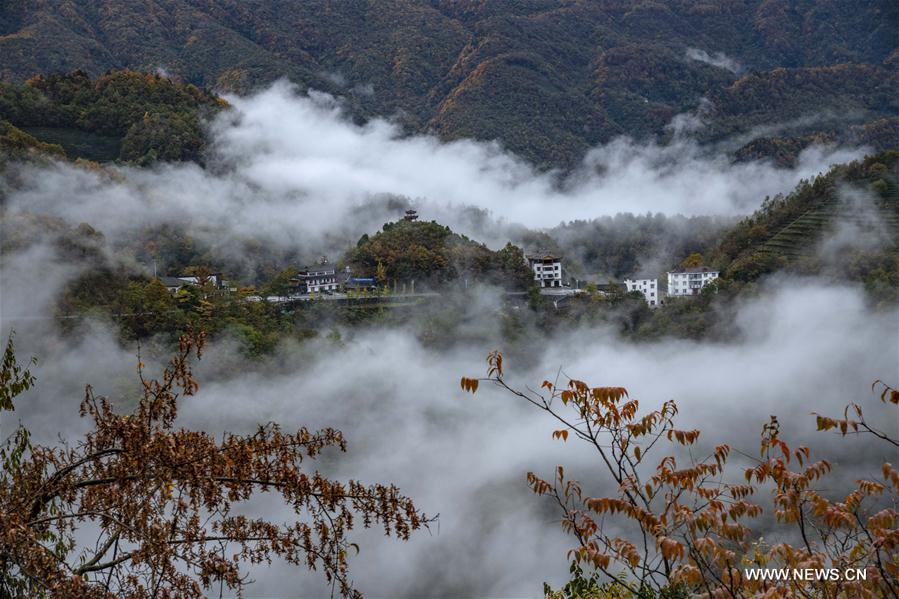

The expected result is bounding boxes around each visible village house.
[344,277,377,292]
[159,273,229,295]
[623,276,660,306]
[527,253,563,288]
[597,282,628,296]
[337,265,377,293]
[666,266,719,297]
[160,277,188,294]
[292,259,339,294]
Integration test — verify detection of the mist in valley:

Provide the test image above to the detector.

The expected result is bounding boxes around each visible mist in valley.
[1,83,895,597]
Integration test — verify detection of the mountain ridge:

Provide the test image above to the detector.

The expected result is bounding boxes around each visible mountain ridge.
[2,0,897,167]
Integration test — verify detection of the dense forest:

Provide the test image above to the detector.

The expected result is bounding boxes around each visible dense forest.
[710,150,899,305]
[0,70,224,163]
[344,219,534,290]
[1,1,897,167]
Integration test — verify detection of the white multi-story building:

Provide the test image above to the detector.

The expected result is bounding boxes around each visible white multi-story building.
[623,276,659,306]
[666,266,719,297]
[293,260,339,294]
[528,254,563,288]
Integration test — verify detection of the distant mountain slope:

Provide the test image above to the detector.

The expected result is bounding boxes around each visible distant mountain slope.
[1,0,897,166]
[0,70,224,163]
[754,180,899,261]
[712,151,899,291]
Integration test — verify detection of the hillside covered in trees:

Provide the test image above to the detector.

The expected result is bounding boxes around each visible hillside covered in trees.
[1,0,896,167]
[710,150,899,304]
[0,70,224,163]
[344,218,534,290]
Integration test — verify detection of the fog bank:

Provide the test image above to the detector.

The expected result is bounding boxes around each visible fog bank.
[0,80,892,598]
[2,82,864,257]
[3,268,895,596]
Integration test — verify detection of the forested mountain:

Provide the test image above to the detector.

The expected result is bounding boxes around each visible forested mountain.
[711,150,899,303]
[1,0,896,167]
[345,219,534,289]
[0,71,224,163]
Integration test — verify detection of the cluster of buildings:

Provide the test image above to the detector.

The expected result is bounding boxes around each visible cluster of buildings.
[525,252,719,307]
[161,246,719,306]
[157,209,720,306]
[622,267,720,305]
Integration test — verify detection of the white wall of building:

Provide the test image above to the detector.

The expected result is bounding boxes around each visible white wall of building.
[296,265,339,294]
[307,277,339,293]
[624,278,659,306]
[528,257,563,288]
[666,269,719,297]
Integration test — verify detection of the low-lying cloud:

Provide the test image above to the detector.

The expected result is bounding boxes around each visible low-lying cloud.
[2,81,863,259]
[685,47,743,74]
[3,239,895,596]
[0,80,893,598]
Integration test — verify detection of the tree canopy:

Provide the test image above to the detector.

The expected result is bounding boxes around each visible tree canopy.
[343,219,534,290]
[0,332,428,597]
[0,70,224,163]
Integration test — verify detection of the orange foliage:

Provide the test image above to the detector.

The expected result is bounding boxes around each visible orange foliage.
[0,333,428,597]
[465,354,899,597]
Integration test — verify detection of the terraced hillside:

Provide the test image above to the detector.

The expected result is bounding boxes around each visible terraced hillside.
[713,151,899,282]
[756,177,899,260]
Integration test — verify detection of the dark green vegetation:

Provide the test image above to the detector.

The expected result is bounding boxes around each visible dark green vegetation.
[5,151,898,356]
[59,271,315,356]
[711,151,899,305]
[21,126,120,162]
[0,212,305,356]
[0,121,65,164]
[344,219,534,290]
[1,1,896,168]
[0,70,224,163]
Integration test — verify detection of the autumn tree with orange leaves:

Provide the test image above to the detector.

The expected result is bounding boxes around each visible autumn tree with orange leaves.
[462,352,898,598]
[0,333,429,598]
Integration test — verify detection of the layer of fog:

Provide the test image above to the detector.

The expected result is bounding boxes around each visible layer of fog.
[0,80,892,596]
[3,236,896,596]
[1,81,864,262]
[817,185,895,261]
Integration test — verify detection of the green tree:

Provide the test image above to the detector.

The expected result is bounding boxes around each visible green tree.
[680,253,704,268]
[265,268,297,298]
[375,260,388,285]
